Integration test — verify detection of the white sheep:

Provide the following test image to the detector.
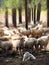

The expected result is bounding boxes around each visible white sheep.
[23,37,38,52]
[11,37,25,54]
[0,41,13,54]
[37,35,49,51]
[22,52,36,61]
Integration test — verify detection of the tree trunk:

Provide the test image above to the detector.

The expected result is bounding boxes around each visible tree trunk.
[32,8,33,21]
[37,2,41,22]
[29,8,31,22]
[28,0,31,23]
[5,7,8,27]
[47,0,49,27]
[12,8,17,28]
[18,7,22,24]
[34,5,36,24]
[25,0,28,30]
[28,8,31,23]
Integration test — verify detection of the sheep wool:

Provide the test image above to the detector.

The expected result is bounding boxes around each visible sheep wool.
[22,52,36,61]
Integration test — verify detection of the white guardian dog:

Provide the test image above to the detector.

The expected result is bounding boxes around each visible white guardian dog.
[22,52,36,61]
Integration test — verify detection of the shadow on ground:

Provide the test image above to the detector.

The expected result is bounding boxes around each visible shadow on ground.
[0,52,49,65]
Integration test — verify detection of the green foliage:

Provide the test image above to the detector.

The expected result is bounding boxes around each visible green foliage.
[41,0,47,10]
[9,0,18,8]
[0,0,5,8]
[2,0,24,8]
[17,0,24,8]
[31,0,46,10]
[0,0,47,10]
[3,0,10,8]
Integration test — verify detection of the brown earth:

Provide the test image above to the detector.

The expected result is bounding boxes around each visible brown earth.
[0,52,49,65]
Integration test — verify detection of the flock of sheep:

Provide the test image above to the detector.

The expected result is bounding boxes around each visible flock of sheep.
[0,22,49,56]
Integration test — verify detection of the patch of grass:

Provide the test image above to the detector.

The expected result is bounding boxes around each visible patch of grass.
[41,10,47,15]
[0,9,5,14]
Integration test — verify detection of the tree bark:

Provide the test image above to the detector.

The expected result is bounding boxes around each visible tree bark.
[28,8,31,23]
[32,8,33,21]
[18,7,22,24]
[47,0,49,27]
[25,0,28,30]
[5,7,8,27]
[37,2,41,22]
[28,0,31,23]
[34,5,36,24]
[12,8,17,28]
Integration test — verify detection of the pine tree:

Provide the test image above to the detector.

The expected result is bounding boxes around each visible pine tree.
[18,7,22,24]
[32,8,33,21]
[5,7,9,27]
[34,4,36,24]
[47,0,49,27]
[37,1,41,22]
[12,8,17,28]
[25,0,28,30]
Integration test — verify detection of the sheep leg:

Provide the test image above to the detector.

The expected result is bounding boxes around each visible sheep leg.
[18,48,21,55]
[35,44,39,52]
[32,45,35,52]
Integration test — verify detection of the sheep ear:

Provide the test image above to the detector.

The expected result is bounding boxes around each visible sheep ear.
[20,37,25,40]
[19,37,23,40]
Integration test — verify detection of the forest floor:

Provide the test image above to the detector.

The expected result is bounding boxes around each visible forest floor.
[0,52,49,65]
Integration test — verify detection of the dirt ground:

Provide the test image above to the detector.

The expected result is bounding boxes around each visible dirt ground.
[0,52,49,65]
